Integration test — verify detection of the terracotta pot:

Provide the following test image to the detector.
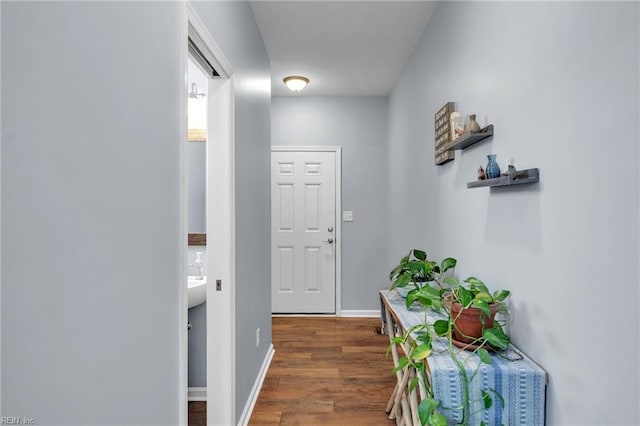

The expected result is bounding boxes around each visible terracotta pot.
[445,295,499,344]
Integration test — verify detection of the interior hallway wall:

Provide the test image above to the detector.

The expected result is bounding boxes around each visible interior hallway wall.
[272,96,389,311]
[387,2,639,424]
[2,2,183,424]
[191,1,272,421]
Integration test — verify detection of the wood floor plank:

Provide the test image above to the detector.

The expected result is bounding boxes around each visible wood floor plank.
[278,411,394,426]
[253,397,335,413]
[249,410,282,425]
[264,366,341,379]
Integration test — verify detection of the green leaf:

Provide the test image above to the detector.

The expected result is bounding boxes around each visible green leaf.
[390,336,405,345]
[407,260,424,274]
[413,249,427,261]
[433,319,449,336]
[476,348,492,364]
[471,298,491,317]
[489,387,505,408]
[392,273,412,290]
[428,413,448,426]
[493,289,511,302]
[482,390,493,409]
[418,398,439,425]
[431,299,443,311]
[409,376,419,393]
[415,330,431,345]
[417,285,441,298]
[483,327,510,351]
[422,261,435,277]
[474,292,494,304]
[392,356,409,373]
[386,335,407,356]
[457,286,473,307]
[480,422,487,426]
[415,296,434,308]
[411,343,432,360]
[465,276,489,294]
[389,263,406,280]
[440,257,457,273]
[405,289,419,308]
[443,276,459,288]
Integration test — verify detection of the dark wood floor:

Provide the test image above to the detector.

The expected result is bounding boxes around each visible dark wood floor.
[188,401,206,425]
[188,317,396,426]
[249,317,396,425]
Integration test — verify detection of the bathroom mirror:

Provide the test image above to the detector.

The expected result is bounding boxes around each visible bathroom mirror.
[188,58,207,246]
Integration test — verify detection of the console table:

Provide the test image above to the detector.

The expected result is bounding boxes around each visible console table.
[380,289,547,425]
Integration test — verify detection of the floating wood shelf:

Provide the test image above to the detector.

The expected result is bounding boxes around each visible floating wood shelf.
[442,124,494,151]
[467,168,539,188]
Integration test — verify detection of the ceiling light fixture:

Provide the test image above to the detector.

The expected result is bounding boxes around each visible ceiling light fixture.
[283,76,309,92]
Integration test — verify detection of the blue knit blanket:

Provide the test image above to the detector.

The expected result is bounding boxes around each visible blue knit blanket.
[381,290,547,425]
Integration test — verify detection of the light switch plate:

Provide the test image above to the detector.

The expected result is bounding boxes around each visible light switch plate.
[343,211,354,222]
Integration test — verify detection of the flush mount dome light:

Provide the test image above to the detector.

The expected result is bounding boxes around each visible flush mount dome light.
[283,76,309,92]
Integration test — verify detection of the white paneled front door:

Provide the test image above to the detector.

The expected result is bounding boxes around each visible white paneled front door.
[271,149,338,313]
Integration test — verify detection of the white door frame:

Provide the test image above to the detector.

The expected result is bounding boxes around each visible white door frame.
[181,3,236,425]
[271,146,342,316]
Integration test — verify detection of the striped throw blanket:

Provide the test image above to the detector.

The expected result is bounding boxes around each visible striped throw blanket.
[381,290,547,425]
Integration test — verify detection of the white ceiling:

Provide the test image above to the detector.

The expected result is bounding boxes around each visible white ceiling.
[250,1,438,97]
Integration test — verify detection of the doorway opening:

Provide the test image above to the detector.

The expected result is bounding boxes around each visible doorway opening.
[181,3,235,425]
[186,55,208,423]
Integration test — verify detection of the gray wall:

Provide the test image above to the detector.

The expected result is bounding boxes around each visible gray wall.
[191,2,272,421]
[2,2,183,424]
[188,303,206,388]
[387,2,639,425]
[188,142,206,233]
[272,96,389,310]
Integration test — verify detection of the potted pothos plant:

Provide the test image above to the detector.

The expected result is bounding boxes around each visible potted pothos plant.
[443,276,510,351]
[388,258,512,426]
[389,249,456,309]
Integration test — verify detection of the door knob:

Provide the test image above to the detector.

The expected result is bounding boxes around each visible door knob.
[325,238,334,244]
[328,226,334,233]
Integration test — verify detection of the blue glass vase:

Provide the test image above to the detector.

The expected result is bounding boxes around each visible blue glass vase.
[486,154,501,179]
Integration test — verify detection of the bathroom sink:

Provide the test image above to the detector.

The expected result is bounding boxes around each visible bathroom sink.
[188,275,207,309]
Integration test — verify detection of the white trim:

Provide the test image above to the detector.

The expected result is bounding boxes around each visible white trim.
[340,310,381,318]
[206,78,236,426]
[188,387,207,402]
[237,344,276,426]
[186,2,232,79]
[184,3,236,425]
[270,146,342,316]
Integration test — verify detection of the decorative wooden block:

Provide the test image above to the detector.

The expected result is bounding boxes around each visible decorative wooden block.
[435,151,455,165]
[188,233,207,246]
[188,129,207,142]
[434,102,455,165]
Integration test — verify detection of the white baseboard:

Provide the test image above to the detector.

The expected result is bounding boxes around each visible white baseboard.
[188,387,207,401]
[237,343,275,426]
[272,313,335,317]
[272,311,380,318]
[340,309,381,318]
